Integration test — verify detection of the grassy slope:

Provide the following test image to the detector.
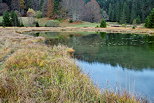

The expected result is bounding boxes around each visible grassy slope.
[0,28,142,103]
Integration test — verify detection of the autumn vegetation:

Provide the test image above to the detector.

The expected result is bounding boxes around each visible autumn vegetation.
[0,28,144,103]
[0,0,153,102]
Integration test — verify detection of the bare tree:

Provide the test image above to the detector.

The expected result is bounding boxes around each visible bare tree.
[11,0,20,11]
[0,3,9,15]
[61,0,85,21]
[82,0,102,22]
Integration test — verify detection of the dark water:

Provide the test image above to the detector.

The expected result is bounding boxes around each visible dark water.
[29,32,154,101]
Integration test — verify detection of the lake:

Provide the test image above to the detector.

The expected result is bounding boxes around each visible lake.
[28,32,154,101]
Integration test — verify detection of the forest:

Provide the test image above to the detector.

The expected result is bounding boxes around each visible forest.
[0,0,154,24]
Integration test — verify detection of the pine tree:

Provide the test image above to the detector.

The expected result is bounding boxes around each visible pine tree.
[145,8,154,28]
[136,15,141,24]
[2,11,11,27]
[10,11,20,27]
[120,8,126,24]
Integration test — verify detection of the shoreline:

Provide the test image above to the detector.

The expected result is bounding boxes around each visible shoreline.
[0,28,143,102]
[1,26,154,35]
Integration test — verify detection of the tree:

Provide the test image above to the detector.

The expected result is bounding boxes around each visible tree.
[11,0,20,11]
[42,0,54,17]
[10,11,20,26]
[0,3,9,15]
[2,11,11,26]
[145,8,154,28]
[83,0,102,22]
[120,9,127,24]
[136,15,141,24]
[100,19,106,28]
[61,0,85,21]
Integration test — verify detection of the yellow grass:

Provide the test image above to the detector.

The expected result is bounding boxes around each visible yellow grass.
[0,28,143,103]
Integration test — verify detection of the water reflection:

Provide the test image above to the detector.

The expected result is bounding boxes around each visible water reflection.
[28,32,154,100]
[32,32,154,70]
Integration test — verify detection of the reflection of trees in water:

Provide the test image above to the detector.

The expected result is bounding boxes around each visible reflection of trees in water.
[35,32,154,70]
[70,33,154,70]
[100,32,154,46]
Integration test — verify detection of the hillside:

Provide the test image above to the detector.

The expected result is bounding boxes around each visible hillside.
[0,0,154,24]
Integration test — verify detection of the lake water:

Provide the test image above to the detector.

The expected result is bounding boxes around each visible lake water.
[29,32,154,101]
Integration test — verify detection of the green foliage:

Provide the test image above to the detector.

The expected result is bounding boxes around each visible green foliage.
[100,19,107,28]
[132,19,137,25]
[10,11,20,27]
[132,26,136,29]
[122,24,127,27]
[145,8,154,28]
[96,25,99,28]
[2,11,11,26]
[106,0,154,24]
[69,19,73,23]
[136,16,141,24]
[2,11,22,27]
[45,20,60,27]
[36,11,43,18]
[35,21,40,27]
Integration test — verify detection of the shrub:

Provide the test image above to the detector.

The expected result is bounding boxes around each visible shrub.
[27,8,36,17]
[132,26,136,29]
[96,25,99,28]
[45,20,60,27]
[35,21,40,27]
[100,19,107,28]
[122,24,127,27]
[69,19,73,23]
[36,11,43,18]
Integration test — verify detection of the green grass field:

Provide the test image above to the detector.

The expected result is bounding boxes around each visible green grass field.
[70,22,99,27]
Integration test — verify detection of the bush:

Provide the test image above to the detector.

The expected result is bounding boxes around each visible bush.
[27,8,36,17]
[100,19,107,28]
[96,25,99,28]
[35,21,40,27]
[132,26,136,29]
[45,20,60,27]
[122,24,127,27]
[69,19,73,23]
[36,11,43,18]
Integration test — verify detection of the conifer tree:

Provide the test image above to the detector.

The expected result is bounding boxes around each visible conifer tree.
[2,11,11,26]
[145,8,154,28]
[10,11,20,26]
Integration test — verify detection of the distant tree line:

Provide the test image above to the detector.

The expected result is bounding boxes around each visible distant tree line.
[84,0,154,24]
[1,0,154,24]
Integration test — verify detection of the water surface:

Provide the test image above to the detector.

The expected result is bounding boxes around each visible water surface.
[29,32,154,101]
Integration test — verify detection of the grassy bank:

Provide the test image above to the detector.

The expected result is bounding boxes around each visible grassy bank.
[0,28,143,102]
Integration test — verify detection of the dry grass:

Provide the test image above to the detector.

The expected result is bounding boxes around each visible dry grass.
[0,28,143,103]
